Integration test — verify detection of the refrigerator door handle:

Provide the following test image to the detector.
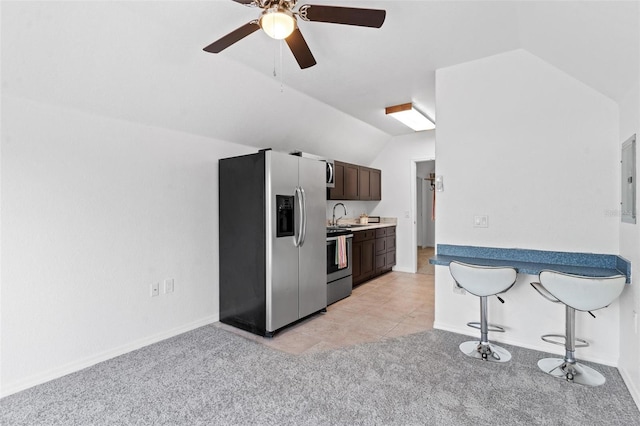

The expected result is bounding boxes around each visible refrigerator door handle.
[294,186,303,247]
[299,186,307,246]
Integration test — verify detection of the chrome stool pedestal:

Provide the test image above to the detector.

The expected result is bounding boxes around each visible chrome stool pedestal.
[459,296,512,363]
[449,261,517,364]
[537,359,606,387]
[531,272,626,387]
[536,304,603,386]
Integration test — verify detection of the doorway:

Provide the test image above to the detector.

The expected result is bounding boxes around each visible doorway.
[416,160,435,275]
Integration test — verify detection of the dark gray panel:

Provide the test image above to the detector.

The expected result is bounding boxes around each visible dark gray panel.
[219,152,267,335]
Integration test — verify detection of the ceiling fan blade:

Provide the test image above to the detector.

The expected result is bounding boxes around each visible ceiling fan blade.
[203,21,260,53]
[285,28,317,69]
[299,5,386,28]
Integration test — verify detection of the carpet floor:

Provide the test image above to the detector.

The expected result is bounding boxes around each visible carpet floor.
[1,325,639,425]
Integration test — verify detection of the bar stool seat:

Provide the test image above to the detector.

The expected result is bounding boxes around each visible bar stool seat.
[531,270,626,386]
[449,261,517,363]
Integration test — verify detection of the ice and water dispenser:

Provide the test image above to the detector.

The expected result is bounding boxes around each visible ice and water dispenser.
[276,195,295,237]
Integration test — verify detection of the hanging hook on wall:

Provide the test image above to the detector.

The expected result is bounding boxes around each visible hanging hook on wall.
[425,173,436,191]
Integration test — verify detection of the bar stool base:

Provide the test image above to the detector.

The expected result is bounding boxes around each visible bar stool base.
[537,358,605,386]
[459,341,512,363]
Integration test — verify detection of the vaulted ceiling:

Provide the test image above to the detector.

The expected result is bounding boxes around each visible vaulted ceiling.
[2,1,638,164]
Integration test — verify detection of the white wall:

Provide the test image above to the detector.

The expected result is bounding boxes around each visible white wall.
[434,49,622,364]
[370,132,436,272]
[0,96,255,396]
[618,82,640,406]
[325,200,376,224]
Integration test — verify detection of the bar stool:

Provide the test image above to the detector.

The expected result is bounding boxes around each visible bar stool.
[449,261,517,363]
[531,270,626,386]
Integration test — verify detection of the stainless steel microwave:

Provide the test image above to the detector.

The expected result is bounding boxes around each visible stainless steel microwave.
[291,151,335,188]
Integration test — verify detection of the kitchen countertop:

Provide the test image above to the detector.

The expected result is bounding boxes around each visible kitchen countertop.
[327,218,397,232]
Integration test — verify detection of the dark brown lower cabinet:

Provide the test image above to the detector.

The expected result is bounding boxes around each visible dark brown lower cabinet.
[353,226,396,285]
[375,226,396,275]
[352,241,361,280]
[352,230,376,284]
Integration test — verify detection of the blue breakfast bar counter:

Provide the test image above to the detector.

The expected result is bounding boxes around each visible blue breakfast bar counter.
[428,244,631,367]
[429,244,631,283]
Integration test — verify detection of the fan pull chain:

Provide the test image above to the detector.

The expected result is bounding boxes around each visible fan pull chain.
[279,40,284,92]
[272,41,284,92]
[273,40,278,78]
[273,39,277,78]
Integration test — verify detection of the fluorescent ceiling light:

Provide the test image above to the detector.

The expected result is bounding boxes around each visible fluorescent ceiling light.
[385,103,435,131]
[260,8,296,40]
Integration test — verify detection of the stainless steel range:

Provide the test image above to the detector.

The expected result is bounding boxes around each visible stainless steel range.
[326,228,353,305]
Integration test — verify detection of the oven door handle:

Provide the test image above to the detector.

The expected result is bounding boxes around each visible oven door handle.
[326,235,353,242]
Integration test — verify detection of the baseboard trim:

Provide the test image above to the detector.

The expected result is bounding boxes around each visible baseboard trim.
[1,315,218,398]
[392,266,414,273]
[619,366,640,411]
[432,322,618,367]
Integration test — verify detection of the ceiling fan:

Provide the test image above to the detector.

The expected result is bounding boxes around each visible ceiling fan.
[203,0,386,69]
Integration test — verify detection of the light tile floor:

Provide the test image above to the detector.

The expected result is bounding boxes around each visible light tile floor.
[417,246,435,275]
[217,271,435,355]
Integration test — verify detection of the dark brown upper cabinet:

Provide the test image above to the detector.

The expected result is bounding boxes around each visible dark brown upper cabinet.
[344,163,359,200]
[359,167,371,200]
[328,161,358,200]
[358,166,381,201]
[328,161,381,201]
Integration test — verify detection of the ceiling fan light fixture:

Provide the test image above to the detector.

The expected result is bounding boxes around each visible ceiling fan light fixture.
[260,7,296,40]
[385,103,435,131]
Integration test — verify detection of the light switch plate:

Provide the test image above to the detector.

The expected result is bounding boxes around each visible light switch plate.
[474,215,489,228]
[164,279,174,294]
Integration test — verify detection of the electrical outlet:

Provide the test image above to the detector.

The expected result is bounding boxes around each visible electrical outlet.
[151,282,160,297]
[164,278,174,294]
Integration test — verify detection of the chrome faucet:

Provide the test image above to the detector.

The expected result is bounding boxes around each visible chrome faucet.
[332,203,347,226]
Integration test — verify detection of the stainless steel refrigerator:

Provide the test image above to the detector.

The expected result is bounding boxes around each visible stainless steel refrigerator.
[218,149,326,337]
